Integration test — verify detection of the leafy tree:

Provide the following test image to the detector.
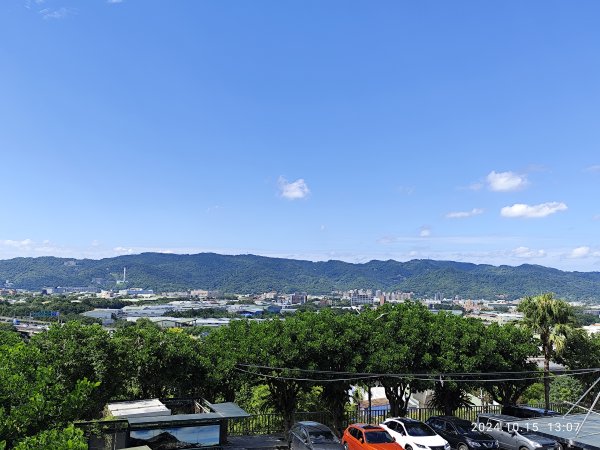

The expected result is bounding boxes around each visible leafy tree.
[550,376,584,403]
[428,382,473,415]
[520,376,583,405]
[31,322,119,418]
[0,342,98,447]
[298,310,367,433]
[554,328,600,403]
[517,293,575,411]
[112,320,208,399]
[365,303,434,416]
[427,312,491,415]
[199,320,255,403]
[0,326,22,347]
[243,318,314,433]
[12,424,87,450]
[520,383,545,405]
[483,323,539,406]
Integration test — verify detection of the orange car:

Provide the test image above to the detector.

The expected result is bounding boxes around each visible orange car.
[342,424,404,450]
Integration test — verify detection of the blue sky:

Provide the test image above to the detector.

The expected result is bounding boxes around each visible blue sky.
[1,0,600,271]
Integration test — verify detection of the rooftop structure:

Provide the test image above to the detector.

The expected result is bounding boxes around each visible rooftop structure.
[107,399,171,419]
[513,375,600,449]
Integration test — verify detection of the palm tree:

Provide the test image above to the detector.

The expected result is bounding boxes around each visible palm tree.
[517,293,574,411]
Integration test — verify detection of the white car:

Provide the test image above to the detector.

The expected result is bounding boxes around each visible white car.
[380,418,450,450]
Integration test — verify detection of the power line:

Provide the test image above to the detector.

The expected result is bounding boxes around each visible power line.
[235,367,600,383]
[236,363,600,378]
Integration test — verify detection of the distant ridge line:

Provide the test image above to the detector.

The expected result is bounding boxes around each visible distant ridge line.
[0,252,599,300]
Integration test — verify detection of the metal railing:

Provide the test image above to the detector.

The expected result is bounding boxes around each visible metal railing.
[228,402,571,436]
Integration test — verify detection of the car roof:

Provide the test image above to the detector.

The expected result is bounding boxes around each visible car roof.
[351,424,386,431]
[297,421,332,431]
[478,414,520,421]
[505,405,559,415]
[428,416,472,424]
[386,417,423,424]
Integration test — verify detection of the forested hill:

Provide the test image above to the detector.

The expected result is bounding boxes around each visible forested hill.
[1,253,600,300]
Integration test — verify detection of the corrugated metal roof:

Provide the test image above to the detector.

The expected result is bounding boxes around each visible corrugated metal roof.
[515,413,600,450]
[207,401,251,418]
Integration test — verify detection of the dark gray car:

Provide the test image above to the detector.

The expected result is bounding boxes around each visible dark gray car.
[289,421,344,450]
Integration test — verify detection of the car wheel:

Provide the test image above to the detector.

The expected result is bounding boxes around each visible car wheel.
[519,447,528,450]
[344,443,349,450]
[406,446,412,450]
[458,444,468,450]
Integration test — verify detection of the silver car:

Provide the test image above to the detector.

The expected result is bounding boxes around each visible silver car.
[289,421,344,450]
[475,414,557,450]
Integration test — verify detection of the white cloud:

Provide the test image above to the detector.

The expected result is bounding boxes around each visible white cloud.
[1,239,34,248]
[419,227,431,238]
[512,246,546,258]
[113,246,135,254]
[500,202,567,218]
[570,246,591,259]
[107,0,123,3]
[445,208,484,219]
[278,176,310,200]
[487,171,529,192]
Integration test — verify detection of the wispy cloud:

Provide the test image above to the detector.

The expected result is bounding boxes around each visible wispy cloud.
[377,236,399,245]
[278,176,310,200]
[467,182,484,191]
[419,226,431,238]
[39,7,72,20]
[584,165,600,173]
[396,185,415,195]
[113,246,135,254]
[512,246,546,259]
[206,205,222,214]
[501,202,567,218]
[487,170,529,192]
[24,0,45,8]
[445,208,484,219]
[107,0,123,3]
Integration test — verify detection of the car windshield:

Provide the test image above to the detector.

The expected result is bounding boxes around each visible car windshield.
[365,431,395,443]
[405,423,436,437]
[454,422,474,434]
[518,430,537,437]
[310,431,339,443]
[404,422,436,436]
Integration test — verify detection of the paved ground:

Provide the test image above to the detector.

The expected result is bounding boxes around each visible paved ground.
[226,434,288,450]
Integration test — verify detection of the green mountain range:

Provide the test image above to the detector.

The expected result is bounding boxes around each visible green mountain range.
[1,253,600,301]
